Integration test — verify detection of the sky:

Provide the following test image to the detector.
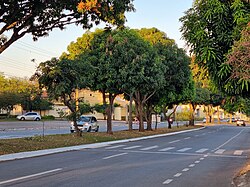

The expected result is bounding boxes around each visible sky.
[0,0,193,78]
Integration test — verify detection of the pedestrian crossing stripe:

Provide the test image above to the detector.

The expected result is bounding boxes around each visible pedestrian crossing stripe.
[105,145,244,155]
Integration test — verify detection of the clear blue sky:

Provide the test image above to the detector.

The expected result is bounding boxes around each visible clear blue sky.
[0,0,193,78]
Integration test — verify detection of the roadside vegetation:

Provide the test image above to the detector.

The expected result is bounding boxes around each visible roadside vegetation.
[0,125,199,155]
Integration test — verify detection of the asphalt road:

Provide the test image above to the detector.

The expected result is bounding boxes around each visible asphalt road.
[0,120,185,139]
[0,125,249,187]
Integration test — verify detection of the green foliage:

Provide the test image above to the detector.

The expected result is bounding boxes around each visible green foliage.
[78,102,93,114]
[42,115,55,120]
[221,96,250,116]
[0,0,134,53]
[180,0,250,97]
[220,23,250,97]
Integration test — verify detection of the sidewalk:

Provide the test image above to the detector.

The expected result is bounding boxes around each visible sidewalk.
[0,127,205,162]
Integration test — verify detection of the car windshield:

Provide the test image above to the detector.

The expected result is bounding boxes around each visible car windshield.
[79,116,91,122]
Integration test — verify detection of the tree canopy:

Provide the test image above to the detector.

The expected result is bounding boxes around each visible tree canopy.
[180,0,250,97]
[0,0,134,53]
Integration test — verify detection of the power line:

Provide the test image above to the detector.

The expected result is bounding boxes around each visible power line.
[16,41,58,56]
[12,45,53,58]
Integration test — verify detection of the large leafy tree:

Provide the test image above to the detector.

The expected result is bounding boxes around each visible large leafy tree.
[136,28,194,129]
[220,23,250,97]
[180,0,250,97]
[0,0,134,53]
[34,57,88,136]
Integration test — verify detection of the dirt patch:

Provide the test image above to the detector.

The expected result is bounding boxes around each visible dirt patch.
[233,164,250,187]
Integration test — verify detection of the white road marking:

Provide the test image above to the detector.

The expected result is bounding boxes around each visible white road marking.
[196,148,209,153]
[213,129,245,151]
[195,161,200,164]
[195,135,199,137]
[177,148,192,152]
[158,147,175,151]
[123,146,142,150]
[182,168,189,172]
[105,145,126,149]
[214,149,225,154]
[140,145,159,151]
[163,179,173,185]
[204,155,209,157]
[184,137,191,140]
[0,168,62,185]
[234,150,243,155]
[189,164,195,167]
[174,173,182,177]
[103,153,128,160]
[169,140,180,144]
[201,133,206,136]
[200,158,205,160]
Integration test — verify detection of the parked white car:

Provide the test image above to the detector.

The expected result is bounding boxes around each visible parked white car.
[17,112,41,121]
[70,115,99,133]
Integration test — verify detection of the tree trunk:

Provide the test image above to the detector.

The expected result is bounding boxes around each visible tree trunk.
[189,103,196,126]
[135,91,144,132]
[155,113,158,130]
[217,106,220,124]
[106,93,115,134]
[102,91,107,120]
[63,95,82,137]
[162,105,167,121]
[128,93,133,131]
[145,104,153,131]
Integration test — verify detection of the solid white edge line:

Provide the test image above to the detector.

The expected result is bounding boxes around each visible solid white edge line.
[102,153,128,160]
[0,168,62,185]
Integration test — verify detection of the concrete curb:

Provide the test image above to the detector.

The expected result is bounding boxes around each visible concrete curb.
[0,126,205,162]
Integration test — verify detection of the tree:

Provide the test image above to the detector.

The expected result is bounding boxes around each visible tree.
[134,28,194,129]
[34,57,88,136]
[180,0,250,97]
[0,0,134,53]
[220,23,250,97]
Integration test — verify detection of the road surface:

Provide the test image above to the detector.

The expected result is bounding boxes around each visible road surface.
[0,120,186,139]
[0,125,249,187]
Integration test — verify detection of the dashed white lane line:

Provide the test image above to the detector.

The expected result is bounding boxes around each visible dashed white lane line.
[177,148,192,152]
[195,161,200,164]
[105,145,126,149]
[163,179,173,185]
[0,168,62,185]
[196,148,209,153]
[184,137,191,140]
[169,140,180,144]
[174,173,182,177]
[200,157,205,160]
[140,145,159,151]
[182,168,189,172]
[123,146,142,150]
[234,150,243,155]
[102,153,128,160]
[158,147,175,152]
[189,164,195,167]
[214,149,225,154]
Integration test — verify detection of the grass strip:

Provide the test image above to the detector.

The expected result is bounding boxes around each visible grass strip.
[0,126,200,155]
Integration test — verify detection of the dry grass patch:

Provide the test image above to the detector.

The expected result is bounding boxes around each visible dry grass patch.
[0,126,200,155]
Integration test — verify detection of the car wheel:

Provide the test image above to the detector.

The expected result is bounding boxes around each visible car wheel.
[35,117,40,121]
[20,117,25,121]
[95,126,99,132]
[87,126,92,132]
